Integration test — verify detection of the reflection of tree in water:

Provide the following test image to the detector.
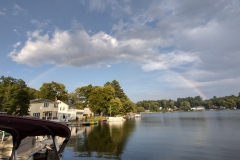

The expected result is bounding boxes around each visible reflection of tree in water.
[67,120,136,159]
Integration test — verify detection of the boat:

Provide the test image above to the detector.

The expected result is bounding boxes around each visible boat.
[135,113,141,117]
[82,120,98,126]
[106,116,125,122]
[0,114,71,160]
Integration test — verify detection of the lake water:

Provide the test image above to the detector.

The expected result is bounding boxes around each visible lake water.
[63,110,240,160]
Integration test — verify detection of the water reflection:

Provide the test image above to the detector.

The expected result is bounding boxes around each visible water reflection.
[66,120,136,159]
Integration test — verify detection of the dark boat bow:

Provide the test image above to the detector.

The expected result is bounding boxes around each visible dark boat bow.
[0,114,71,160]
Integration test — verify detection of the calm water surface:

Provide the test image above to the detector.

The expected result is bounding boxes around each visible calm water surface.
[63,110,240,160]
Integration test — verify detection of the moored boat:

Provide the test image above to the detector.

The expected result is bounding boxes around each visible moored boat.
[82,120,98,126]
[135,113,141,117]
[106,116,125,122]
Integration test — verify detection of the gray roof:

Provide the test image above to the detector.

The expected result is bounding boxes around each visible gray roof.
[61,101,77,109]
[30,98,55,103]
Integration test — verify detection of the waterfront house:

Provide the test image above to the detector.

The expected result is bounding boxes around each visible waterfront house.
[57,100,84,121]
[83,105,94,117]
[30,98,93,121]
[29,98,58,120]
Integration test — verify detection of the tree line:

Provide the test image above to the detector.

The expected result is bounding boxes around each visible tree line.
[1,76,239,115]
[136,94,240,112]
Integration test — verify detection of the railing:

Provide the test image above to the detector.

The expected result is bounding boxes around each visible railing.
[42,116,58,120]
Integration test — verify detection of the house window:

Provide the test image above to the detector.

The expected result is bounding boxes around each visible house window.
[44,103,49,107]
[54,103,58,108]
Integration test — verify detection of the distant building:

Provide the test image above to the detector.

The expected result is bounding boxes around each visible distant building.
[173,106,179,110]
[191,106,205,111]
[83,105,94,117]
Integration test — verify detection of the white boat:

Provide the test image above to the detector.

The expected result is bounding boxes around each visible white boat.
[135,113,141,117]
[106,116,125,122]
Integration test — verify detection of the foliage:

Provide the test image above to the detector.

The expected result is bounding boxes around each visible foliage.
[180,101,191,111]
[137,107,145,112]
[28,87,40,99]
[73,84,93,108]
[88,86,112,116]
[39,81,68,101]
[2,75,239,116]
[0,76,30,115]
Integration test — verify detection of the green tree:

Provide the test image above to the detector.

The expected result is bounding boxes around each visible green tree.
[74,84,93,108]
[88,86,112,116]
[39,81,68,101]
[168,99,175,109]
[0,76,30,115]
[104,80,128,102]
[180,101,191,111]
[28,87,40,100]
[122,99,136,113]
[109,97,123,116]
[137,107,145,112]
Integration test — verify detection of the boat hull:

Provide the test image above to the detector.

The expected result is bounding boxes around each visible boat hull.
[106,117,124,122]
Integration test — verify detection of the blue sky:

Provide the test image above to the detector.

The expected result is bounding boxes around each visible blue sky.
[1,0,240,102]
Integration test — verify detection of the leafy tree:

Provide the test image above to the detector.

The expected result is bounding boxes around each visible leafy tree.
[74,84,93,108]
[180,101,191,111]
[122,100,136,113]
[109,97,123,116]
[137,107,145,112]
[236,98,240,109]
[168,100,175,109]
[104,80,135,114]
[226,99,236,109]
[68,92,83,108]
[88,86,112,116]
[39,81,68,101]
[28,87,40,100]
[0,76,30,115]
[104,80,128,102]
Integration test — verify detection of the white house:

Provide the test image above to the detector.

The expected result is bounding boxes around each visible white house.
[83,105,94,117]
[29,98,58,120]
[57,100,84,121]
[30,98,94,122]
[191,106,205,111]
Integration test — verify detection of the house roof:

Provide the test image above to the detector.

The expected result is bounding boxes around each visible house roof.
[30,98,55,103]
[59,100,77,109]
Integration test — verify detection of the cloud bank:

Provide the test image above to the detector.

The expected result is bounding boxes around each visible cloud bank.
[8,0,240,97]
